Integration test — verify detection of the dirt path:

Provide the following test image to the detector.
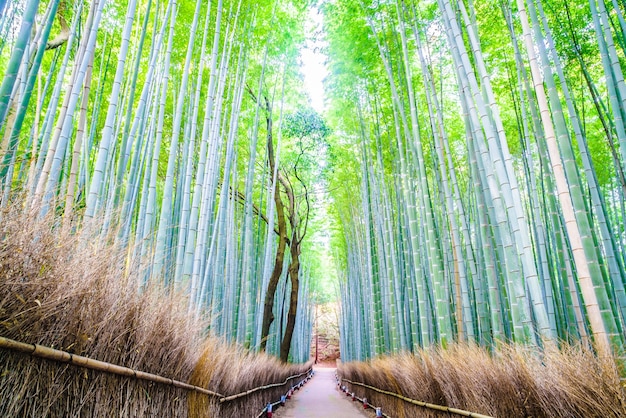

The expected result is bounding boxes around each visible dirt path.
[274,367,374,418]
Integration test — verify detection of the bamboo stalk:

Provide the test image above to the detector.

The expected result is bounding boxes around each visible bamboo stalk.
[340,377,493,418]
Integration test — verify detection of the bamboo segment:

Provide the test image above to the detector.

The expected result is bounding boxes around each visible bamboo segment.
[0,0,40,131]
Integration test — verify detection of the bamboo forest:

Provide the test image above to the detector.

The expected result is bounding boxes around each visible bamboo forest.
[2,0,626,416]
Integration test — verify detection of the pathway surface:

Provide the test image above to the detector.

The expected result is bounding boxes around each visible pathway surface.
[275,366,374,418]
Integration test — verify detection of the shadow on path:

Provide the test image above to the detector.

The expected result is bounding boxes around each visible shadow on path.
[274,366,374,418]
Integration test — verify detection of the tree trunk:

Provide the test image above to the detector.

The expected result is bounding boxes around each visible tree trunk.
[260,104,288,352]
[280,240,300,362]
[259,190,288,351]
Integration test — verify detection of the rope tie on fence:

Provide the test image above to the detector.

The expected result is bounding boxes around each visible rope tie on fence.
[340,376,494,418]
[0,335,314,407]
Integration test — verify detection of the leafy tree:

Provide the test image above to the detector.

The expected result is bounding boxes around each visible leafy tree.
[259,102,330,362]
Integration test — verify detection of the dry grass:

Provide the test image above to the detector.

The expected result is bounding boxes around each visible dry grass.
[189,344,312,417]
[339,343,626,417]
[0,200,311,417]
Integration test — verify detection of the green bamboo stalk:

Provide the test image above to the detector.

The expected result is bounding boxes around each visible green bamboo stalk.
[0,0,40,131]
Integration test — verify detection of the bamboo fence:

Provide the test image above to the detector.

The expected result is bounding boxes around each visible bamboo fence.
[0,336,313,406]
[339,376,494,418]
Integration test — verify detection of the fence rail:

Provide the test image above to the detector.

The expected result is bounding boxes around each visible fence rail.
[221,369,312,402]
[0,336,224,397]
[0,335,311,406]
[340,376,493,418]
[255,370,314,418]
[337,374,389,418]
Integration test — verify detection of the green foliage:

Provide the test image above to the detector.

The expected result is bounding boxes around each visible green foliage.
[2,0,626,366]
[284,107,331,142]
[323,0,626,359]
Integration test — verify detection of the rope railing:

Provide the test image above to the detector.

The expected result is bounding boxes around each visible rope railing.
[0,335,312,407]
[339,376,494,418]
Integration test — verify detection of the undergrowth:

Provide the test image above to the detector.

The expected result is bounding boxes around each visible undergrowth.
[4,197,623,418]
[339,343,626,417]
[0,200,310,417]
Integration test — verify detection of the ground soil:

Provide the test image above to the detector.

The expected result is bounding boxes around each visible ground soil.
[274,366,375,418]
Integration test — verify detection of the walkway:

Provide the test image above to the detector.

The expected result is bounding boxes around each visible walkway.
[275,366,374,418]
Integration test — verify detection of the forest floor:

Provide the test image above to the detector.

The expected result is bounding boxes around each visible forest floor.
[274,366,374,418]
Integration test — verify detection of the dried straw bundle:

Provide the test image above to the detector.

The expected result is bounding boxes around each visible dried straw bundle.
[338,343,626,418]
[189,346,312,417]
[0,201,310,417]
[0,202,203,416]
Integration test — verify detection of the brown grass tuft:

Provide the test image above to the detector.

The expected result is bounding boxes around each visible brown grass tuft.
[338,342,626,417]
[189,344,312,417]
[0,200,311,417]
